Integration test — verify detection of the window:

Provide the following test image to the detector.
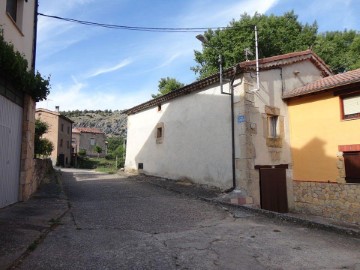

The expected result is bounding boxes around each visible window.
[67,141,70,149]
[343,152,360,183]
[341,94,360,120]
[90,138,95,146]
[268,115,279,138]
[6,0,23,29]
[155,122,164,144]
[60,139,63,147]
[6,0,17,22]
[157,104,162,111]
[61,124,64,132]
[264,106,283,148]
[157,127,162,138]
[67,126,70,134]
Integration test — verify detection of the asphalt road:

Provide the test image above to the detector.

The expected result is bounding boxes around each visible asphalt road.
[18,168,360,270]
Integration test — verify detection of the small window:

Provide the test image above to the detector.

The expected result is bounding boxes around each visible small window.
[6,0,17,22]
[268,115,279,138]
[67,141,70,149]
[67,126,70,134]
[157,127,162,138]
[344,151,360,183]
[90,138,95,146]
[61,124,64,132]
[60,139,63,147]
[341,94,360,120]
[155,122,164,144]
[157,104,162,111]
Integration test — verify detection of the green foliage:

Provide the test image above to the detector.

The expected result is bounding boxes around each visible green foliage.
[77,157,119,174]
[192,11,318,79]
[151,77,185,98]
[107,137,123,153]
[94,145,103,157]
[78,149,87,157]
[0,33,50,101]
[34,119,54,157]
[314,30,360,73]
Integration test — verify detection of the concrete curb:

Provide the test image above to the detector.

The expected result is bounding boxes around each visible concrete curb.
[141,176,360,239]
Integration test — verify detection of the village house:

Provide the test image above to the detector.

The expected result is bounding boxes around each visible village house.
[124,50,332,213]
[72,127,107,157]
[0,0,39,207]
[35,107,74,167]
[283,68,360,224]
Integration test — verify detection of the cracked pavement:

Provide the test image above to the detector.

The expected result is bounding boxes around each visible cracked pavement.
[17,168,360,270]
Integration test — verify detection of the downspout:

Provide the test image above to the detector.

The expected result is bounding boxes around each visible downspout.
[225,65,239,193]
[31,0,39,70]
[251,25,260,92]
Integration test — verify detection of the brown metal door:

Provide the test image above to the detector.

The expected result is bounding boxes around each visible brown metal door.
[260,168,288,213]
[343,152,360,183]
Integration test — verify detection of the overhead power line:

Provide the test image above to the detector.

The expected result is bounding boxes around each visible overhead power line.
[37,13,229,33]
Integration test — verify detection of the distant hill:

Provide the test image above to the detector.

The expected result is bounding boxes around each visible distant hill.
[61,110,127,137]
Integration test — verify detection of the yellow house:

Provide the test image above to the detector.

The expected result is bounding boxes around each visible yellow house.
[284,68,360,224]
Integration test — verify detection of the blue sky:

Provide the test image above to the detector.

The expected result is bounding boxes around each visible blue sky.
[36,0,360,111]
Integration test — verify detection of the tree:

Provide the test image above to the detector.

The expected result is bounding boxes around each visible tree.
[314,30,360,73]
[151,77,185,98]
[34,119,54,158]
[192,11,318,79]
[94,145,103,158]
[107,137,123,153]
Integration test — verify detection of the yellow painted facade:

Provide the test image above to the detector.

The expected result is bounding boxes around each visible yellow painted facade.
[288,91,360,182]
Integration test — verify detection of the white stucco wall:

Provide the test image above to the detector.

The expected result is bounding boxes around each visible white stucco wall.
[0,0,36,65]
[125,83,233,189]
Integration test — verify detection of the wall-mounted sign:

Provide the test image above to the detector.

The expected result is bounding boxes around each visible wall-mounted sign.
[237,115,246,123]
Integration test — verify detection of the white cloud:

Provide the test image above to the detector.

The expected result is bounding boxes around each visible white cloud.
[36,81,152,111]
[87,59,133,78]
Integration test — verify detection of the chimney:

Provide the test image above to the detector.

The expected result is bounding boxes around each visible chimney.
[55,106,59,112]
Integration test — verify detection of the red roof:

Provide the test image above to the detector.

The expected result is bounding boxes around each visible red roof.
[124,50,332,115]
[283,68,360,99]
[72,127,105,134]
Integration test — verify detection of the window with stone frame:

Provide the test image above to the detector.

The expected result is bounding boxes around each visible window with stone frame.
[264,106,284,148]
[155,122,164,144]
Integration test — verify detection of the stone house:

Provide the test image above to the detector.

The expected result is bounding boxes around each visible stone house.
[35,107,74,167]
[72,127,107,157]
[125,50,332,213]
[284,68,360,224]
[0,0,39,207]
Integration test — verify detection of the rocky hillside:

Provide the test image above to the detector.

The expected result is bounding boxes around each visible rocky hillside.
[61,110,127,137]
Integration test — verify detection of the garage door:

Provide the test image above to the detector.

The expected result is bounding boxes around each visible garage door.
[0,95,23,208]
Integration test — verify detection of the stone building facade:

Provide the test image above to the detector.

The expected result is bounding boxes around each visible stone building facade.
[35,107,73,167]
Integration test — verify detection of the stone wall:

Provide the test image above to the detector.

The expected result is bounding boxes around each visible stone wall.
[33,158,53,186]
[293,181,360,224]
[19,94,36,201]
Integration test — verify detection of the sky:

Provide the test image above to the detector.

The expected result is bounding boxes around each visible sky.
[35,0,360,111]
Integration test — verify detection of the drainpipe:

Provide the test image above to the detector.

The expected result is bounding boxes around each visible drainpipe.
[251,25,260,92]
[31,0,39,70]
[225,65,239,193]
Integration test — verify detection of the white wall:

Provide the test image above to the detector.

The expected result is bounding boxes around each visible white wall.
[126,83,233,189]
[0,0,35,65]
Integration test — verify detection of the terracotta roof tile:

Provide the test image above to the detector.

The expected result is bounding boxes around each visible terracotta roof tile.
[72,127,105,134]
[283,68,360,99]
[124,50,332,115]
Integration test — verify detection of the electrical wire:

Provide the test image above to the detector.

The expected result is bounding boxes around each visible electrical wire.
[37,13,229,33]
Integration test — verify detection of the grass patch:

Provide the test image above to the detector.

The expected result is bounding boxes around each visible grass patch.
[78,157,119,174]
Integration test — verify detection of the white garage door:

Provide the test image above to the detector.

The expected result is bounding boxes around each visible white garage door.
[0,95,23,208]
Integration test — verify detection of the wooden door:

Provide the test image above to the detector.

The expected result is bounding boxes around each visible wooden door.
[259,168,288,213]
